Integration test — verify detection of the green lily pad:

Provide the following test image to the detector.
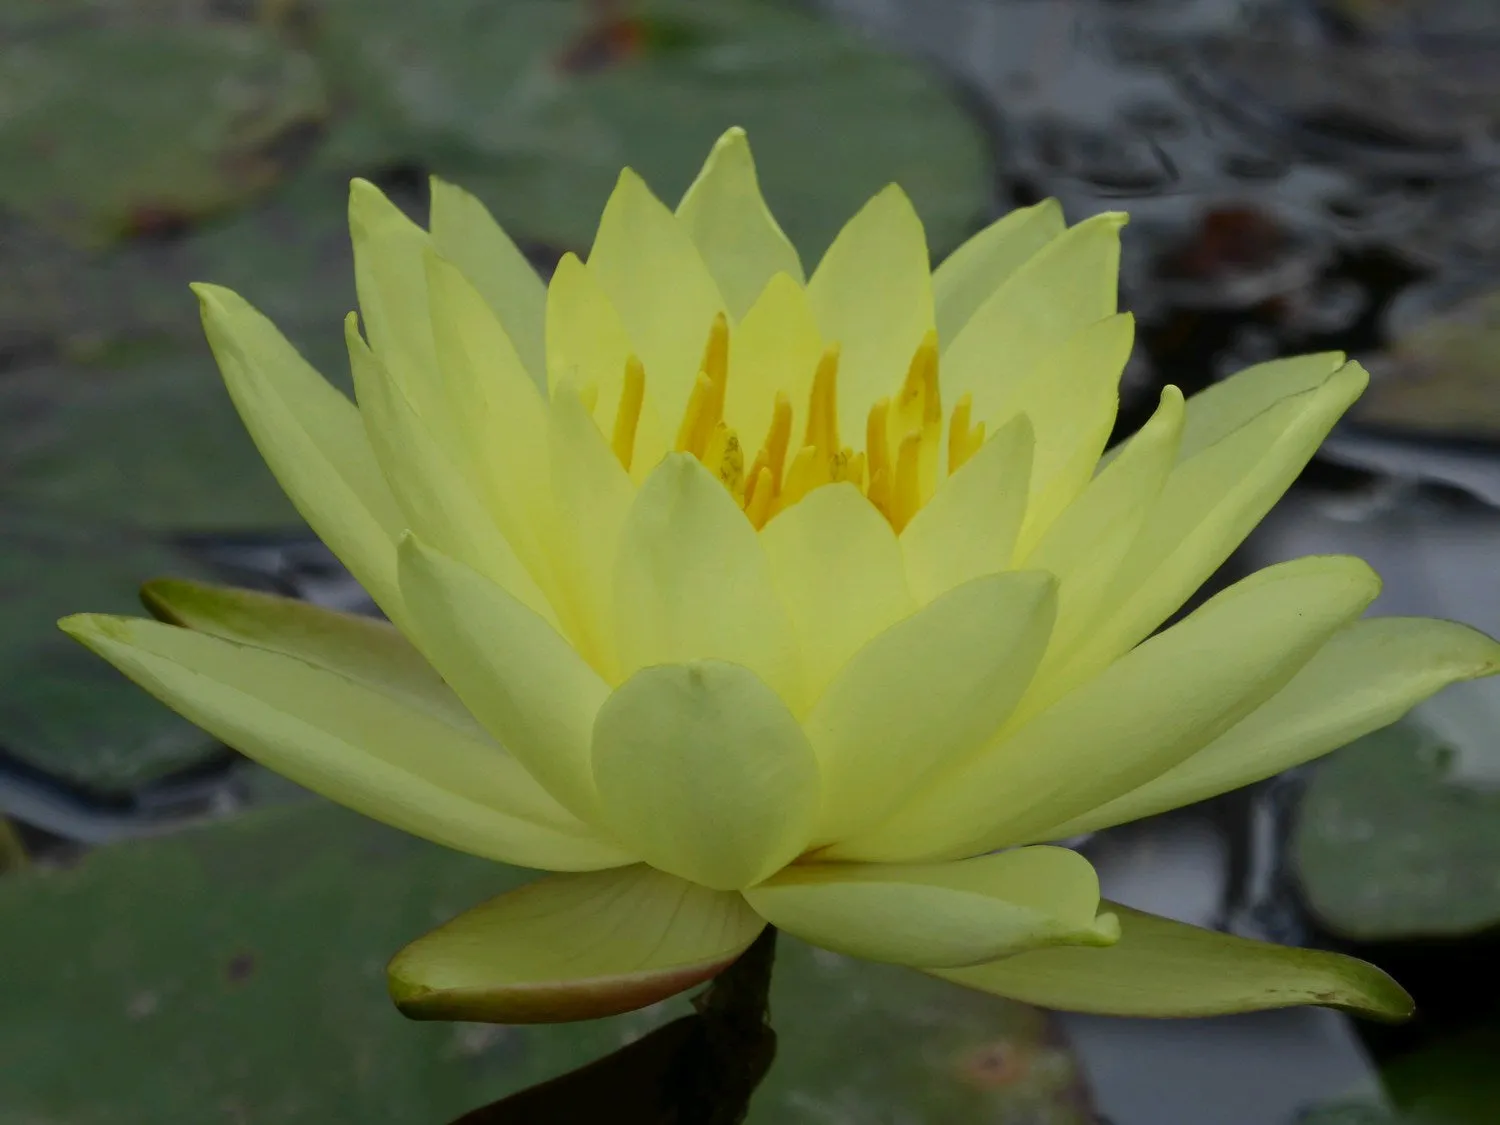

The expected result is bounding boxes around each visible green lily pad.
[1383,1027,1500,1125]
[1293,721,1500,941]
[0,801,1092,1123]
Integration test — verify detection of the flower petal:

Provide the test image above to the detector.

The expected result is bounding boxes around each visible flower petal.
[933,199,1065,344]
[591,660,820,890]
[389,866,764,1023]
[745,847,1115,968]
[59,615,626,870]
[588,168,725,419]
[676,126,804,319]
[900,414,1033,604]
[941,212,1124,428]
[835,555,1381,862]
[810,571,1057,844]
[1041,616,1500,839]
[397,536,610,825]
[724,271,824,458]
[192,284,404,617]
[139,578,476,732]
[806,184,934,436]
[759,483,914,702]
[428,175,547,388]
[346,316,557,629]
[1178,351,1347,461]
[932,904,1413,1020]
[614,454,801,706]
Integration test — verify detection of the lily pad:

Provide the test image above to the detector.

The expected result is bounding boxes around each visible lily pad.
[0,801,1092,1123]
[1293,720,1500,941]
[1383,1027,1500,1125]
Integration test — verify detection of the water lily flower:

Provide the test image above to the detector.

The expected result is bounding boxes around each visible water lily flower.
[62,128,1497,1026]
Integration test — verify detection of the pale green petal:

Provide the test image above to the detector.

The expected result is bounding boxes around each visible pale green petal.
[1055,361,1369,695]
[614,454,802,707]
[933,904,1413,1020]
[346,316,558,629]
[1020,387,1183,668]
[933,199,1065,345]
[900,414,1033,604]
[806,184,934,436]
[139,578,477,732]
[834,556,1381,863]
[547,386,635,679]
[676,126,804,319]
[60,615,627,871]
[546,252,671,483]
[745,847,1115,968]
[588,168,725,419]
[591,661,820,890]
[759,483,914,702]
[428,175,547,388]
[1178,351,1347,461]
[810,571,1057,845]
[724,271,824,452]
[397,536,609,824]
[942,213,1125,429]
[192,284,405,618]
[1042,616,1500,839]
[390,866,763,1023]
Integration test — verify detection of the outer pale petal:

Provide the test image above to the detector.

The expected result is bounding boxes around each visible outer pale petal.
[810,571,1057,844]
[614,454,802,706]
[193,285,405,617]
[806,184,935,436]
[1059,362,1369,690]
[835,555,1381,862]
[1178,351,1347,461]
[139,578,476,732]
[933,199,1065,345]
[592,661,821,890]
[1042,616,1500,839]
[900,414,1033,604]
[933,904,1413,1021]
[724,272,824,457]
[676,127,804,319]
[346,317,557,630]
[428,175,547,388]
[60,615,627,870]
[941,213,1124,428]
[759,483,914,702]
[588,168,726,419]
[397,536,609,824]
[389,866,764,1023]
[745,847,1115,968]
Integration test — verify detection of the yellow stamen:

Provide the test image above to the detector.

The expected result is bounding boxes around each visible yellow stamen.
[702,421,745,497]
[894,328,940,438]
[834,449,867,491]
[701,311,730,422]
[865,397,890,489]
[744,465,774,529]
[948,392,973,476]
[779,445,821,511]
[867,466,891,518]
[804,344,841,458]
[675,372,716,457]
[892,432,923,532]
[578,383,599,415]
[612,355,646,471]
[757,392,793,492]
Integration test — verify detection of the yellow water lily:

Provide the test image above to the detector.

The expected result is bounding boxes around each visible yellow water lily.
[62,127,1497,1025]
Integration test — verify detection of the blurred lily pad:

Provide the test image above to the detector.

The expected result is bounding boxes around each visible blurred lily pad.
[1383,1027,1500,1125]
[1293,721,1500,940]
[0,801,1092,1123]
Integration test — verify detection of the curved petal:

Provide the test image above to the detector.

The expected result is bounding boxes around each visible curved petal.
[588,168,725,419]
[810,571,1057,844]
[346,317,558,630]
[759,483,914,702]
[745,847,1115,968]
[900,414,1033,604]
[942,213,1124,428]
[192,285,404,618]
[614,454,801,706]
[1059,361,1369,690]
[139,578,477,732]
[397,536,610,825]
[835,555,1381,863]
[60,615,627,871]
[428,175,547,388]
[389,866,764,1023]
[591,660,820,890]
[806,184,934,436]
[934,199,1065,345]
[1178,351,1347,461]
[932,904,1413,1021]
[1041,616,1500,839]
[724,272,824,459]
[676,126,804,319]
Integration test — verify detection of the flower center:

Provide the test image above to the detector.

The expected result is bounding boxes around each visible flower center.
[610,315,987,531]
